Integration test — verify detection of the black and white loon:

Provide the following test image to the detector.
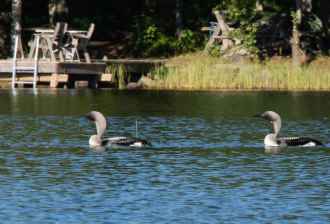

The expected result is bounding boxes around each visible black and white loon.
[86,111,151,148]
[255,111,323,147]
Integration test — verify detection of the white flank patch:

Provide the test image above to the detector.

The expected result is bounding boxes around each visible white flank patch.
[302,142,316,147]
[109,137,127,141]
[264,134,279,147]
[130,142,143,147]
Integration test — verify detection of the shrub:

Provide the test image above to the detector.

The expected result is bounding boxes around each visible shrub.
[174,29,200,53]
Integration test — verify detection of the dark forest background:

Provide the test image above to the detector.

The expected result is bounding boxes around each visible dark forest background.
[1,0,330,61]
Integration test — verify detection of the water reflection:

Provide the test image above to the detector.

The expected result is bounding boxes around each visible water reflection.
[264,146,285,154]
[1,89,329,118]
[0,90,329,223]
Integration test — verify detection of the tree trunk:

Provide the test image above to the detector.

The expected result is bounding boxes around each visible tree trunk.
[318,0,330,52]
[291,1,303,66]
[11,0,22,53]
[48,0,69,27]
[0,2,11,58]
[255,0,264,12]
[0,14,7,58]
[291,0,312,66]
[175,0,183,37]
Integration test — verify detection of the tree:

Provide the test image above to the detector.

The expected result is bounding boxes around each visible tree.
[11,0,22,53]
[48,0,69,27]
[175,0,183,37]
[291,0,312,66]
[255,0,263,12]
[0,0,11,58]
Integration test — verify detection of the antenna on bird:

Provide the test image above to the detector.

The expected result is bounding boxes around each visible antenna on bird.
[135,120,138,138]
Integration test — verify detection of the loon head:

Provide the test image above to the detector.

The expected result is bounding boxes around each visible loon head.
[86,111,108,147]
[86,111,107,137]
[256,111,280,122]
[255,111,282,135]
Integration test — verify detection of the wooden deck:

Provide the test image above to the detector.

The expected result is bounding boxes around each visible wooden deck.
[0,59,106,74]
[0,58,167,89]
[0,59,106,88]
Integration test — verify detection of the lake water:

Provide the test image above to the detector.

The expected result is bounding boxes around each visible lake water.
[0,89,329,223]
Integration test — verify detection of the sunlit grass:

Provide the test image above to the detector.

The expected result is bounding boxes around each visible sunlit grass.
[106,64,127,89]
[148,53,330,91]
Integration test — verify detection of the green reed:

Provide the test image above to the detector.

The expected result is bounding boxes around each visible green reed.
[106,64,127,89]
[149,53,330,91]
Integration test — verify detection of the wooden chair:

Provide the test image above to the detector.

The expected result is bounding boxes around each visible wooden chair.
[67,23,95,63]
[51,22,68,61]
[202,11,234,53]
[36,22,68,61]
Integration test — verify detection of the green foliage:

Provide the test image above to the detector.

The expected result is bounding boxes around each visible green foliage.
[300,13,324,55]
[134,23,174,57]
[133,19,200,57]
[208,45,221,57]
[131,15,171,57]
[306,15,323,32]
[174,29,200,53]
[213,1,260,55]
[291,10,299,26]
[230,22,259,55]
[216,0,256,21]
[2,0,330,59]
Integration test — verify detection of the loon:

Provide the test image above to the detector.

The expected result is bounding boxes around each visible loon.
[86,111,151,149]
[255,111,323,147]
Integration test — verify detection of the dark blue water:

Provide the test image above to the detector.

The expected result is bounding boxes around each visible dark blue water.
[0,89,329,223]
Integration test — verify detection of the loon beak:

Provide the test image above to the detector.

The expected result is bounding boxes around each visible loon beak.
[253,113,263,118]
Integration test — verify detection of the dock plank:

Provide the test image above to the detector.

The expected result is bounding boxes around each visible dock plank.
[0,58,165,88]
[0,59,106,74]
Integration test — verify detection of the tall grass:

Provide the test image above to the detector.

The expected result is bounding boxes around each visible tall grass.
[149,53,330,91]
[106,64,127,89]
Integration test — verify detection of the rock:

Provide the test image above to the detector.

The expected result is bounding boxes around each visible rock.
[126,75,157,90]
[126,81,143,90]
[139,76,155,87]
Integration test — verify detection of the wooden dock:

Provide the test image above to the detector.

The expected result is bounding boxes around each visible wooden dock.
[0,59,106,88]
[0,58,167,89]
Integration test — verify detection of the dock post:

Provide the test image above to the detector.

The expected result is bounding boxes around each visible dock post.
[67,74,76,88]
[88,75,99,89]
[50,73,59,88]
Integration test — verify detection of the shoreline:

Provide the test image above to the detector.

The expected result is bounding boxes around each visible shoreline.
[141,85,330,92]
[0,85,330,92]
[143,53,330,92]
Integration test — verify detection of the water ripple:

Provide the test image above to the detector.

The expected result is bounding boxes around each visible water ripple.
[0,91,329,223]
